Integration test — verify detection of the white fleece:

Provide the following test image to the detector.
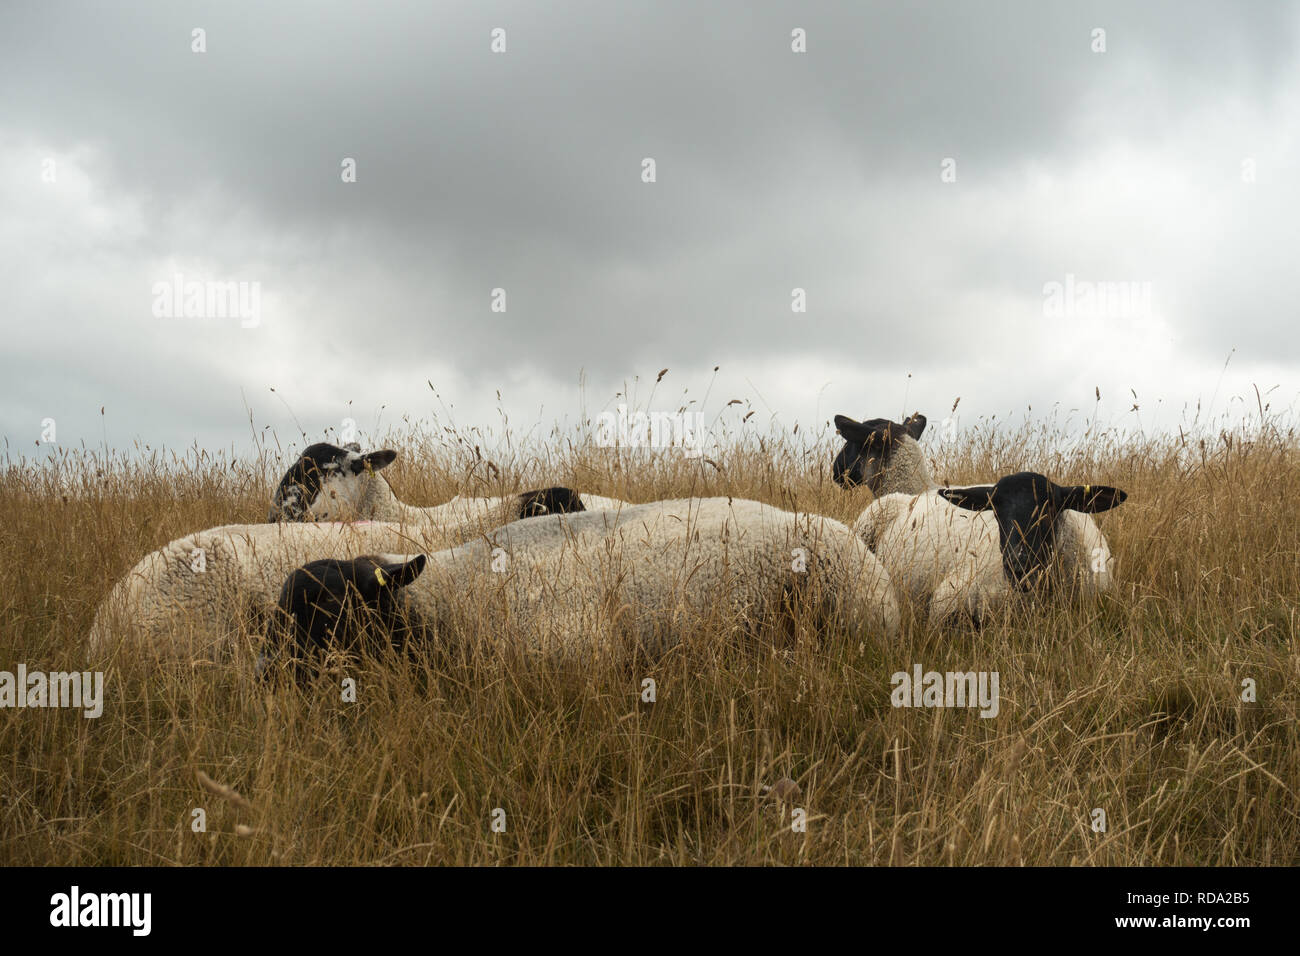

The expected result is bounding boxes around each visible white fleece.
[90,520,459,660]
[856,492,1116,623]
[311,471,628,525]
[382,497,900,660]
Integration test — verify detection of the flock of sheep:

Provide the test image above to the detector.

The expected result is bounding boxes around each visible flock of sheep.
[88,413,1128,681]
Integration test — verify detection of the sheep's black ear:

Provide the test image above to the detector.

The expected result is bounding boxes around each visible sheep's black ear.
[1057,484,1127,514]
[835,414,890,444]
[355,449,397,473]
[375,555,426,590]
[837,415,918,446]
[833,414,865,441]
[938,485,996,511]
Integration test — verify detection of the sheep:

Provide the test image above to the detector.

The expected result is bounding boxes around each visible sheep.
[89,519,463,660]
[267,441,626,524]
[862,471,1127,624]
[831,413,931,494]
[256,554,429,683]
[834,410,1127,620]
[256,497,902,679]
[90,439,627,659]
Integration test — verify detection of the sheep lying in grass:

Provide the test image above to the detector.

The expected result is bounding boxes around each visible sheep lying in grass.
[831,413,930,494]
[88,520,447,660]
[256,554,429,683]
[833,410,1127,621]
[862,471,1127,624]
[257,497,902,680]
[267,441,626,523]
[90,440,627,660]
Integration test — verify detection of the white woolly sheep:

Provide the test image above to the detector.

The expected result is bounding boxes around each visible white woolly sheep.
[89,519,466,660]
[860,471,1126,624]
[257,497,902,677]
[267,441,627,524]
[834,411,1127,622]
[90,442,627,660]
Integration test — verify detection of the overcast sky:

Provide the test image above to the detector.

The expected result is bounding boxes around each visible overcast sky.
[5,0,1299,460]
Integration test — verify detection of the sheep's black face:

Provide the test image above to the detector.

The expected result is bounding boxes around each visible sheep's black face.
[515,486,587,519]
[988,473,1061,590]
[832,413,926,491]
[939,472,1128,590]
[268,442,398,522]
[257,554,427,685]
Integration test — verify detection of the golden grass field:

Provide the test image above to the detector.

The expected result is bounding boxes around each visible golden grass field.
[2,408,1298,865]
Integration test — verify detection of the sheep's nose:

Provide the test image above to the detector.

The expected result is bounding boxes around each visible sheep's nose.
[1005,548,1040,586]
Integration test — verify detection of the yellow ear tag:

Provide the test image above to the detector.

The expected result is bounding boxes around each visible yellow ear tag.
[1084,484,1091,495]
[374,568,388,587]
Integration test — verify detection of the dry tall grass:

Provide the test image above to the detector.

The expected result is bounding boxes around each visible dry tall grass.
[2,409,1298,865]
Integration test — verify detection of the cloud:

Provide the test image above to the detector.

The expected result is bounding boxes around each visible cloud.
[3,1,1299,457]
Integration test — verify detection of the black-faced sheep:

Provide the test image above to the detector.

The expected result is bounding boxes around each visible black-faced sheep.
[831,413,930,494]
[267,441,621,523]
[869,471,1127,623]
[257,497,902,680]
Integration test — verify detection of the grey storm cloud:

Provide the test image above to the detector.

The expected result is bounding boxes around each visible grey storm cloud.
[3,0,1299,454]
